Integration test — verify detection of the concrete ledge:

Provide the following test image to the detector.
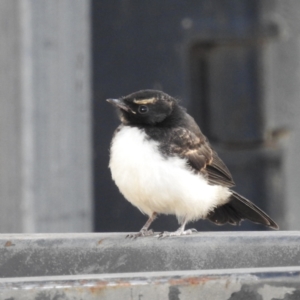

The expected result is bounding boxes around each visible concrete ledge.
[1,231,300,299]
[0,231,300,277]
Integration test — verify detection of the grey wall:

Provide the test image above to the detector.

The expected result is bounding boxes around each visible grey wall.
[0,0,92,233]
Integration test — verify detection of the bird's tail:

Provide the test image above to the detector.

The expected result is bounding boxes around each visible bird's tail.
[207,191,279,229]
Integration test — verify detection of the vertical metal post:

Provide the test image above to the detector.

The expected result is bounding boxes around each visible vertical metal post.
[0,0,92,233]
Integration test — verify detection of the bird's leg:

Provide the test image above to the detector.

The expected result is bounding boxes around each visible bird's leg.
[126,212,157,239]
[158,218,197,238]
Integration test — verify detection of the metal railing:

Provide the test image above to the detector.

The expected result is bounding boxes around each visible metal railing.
[0,231,300,299]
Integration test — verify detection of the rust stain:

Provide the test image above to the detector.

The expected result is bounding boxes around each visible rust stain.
[86,280,133,295]
[97,239,105,245]
[67,283,131,297]
[56,276,220,296]
[4,241,15,247]
[169,276,215,286]
[79,280,110,295]
[89,285,107,294]
[62,286,107,296]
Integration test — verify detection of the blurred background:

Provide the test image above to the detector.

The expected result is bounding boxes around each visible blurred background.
[1,0,300,233]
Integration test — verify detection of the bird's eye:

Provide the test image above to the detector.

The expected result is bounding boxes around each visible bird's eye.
[138,105,149,114]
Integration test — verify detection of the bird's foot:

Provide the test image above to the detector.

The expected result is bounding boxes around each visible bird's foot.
[158,228,197,239]
[126,229,154,239]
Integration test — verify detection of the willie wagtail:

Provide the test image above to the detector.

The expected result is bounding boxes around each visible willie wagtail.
[107,90,278,238]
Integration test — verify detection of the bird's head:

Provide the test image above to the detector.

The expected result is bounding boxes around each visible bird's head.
[107,90,178,125]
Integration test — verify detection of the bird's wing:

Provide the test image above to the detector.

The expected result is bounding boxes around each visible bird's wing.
[206,150,235,187]
[166,127,235,187]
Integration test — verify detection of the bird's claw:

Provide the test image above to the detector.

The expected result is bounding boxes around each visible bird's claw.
[157,228,197,239]
[126,229,154,239]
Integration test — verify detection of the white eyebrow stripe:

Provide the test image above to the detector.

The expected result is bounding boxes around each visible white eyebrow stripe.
[133,97,157,105]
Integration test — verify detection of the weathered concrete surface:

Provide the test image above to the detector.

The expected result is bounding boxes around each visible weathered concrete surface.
[0,231,300,278]
[0,267,300,300]
[1,232,300,299]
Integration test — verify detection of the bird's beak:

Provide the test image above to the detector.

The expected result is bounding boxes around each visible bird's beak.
[106,98,136,114]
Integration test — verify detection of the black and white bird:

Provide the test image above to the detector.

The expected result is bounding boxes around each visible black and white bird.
[107,90,278,238]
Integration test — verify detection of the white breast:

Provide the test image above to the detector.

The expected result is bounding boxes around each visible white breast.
[109,126,231,222]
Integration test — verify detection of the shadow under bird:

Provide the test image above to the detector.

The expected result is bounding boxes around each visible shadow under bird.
[107,90,279,238]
